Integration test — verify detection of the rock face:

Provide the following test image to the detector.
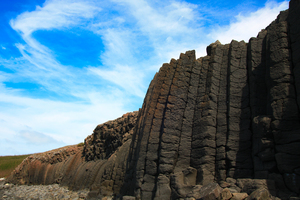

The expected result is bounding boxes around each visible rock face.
[6,1,300,199]
[84,111,138,161]
[120,4,300,199]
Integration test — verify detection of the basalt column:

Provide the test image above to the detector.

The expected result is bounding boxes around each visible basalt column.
[124,42,255,199]
[123,8,300,199]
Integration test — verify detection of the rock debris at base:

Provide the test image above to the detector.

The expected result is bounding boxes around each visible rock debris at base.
[1,180,295,200]
[0,182,89,200]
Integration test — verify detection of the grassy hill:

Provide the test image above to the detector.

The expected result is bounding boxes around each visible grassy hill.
[0,155,30,178]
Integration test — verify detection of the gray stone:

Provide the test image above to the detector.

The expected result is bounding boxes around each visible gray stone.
[190,183,222,200]
[219,188,232,200]
[245,188,271,200]
[231,193,249,200]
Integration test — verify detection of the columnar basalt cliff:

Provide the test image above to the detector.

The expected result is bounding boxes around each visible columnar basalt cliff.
[7,1,300,199]
[120,4,300,198]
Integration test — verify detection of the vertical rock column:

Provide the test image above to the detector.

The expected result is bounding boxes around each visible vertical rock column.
[191,41,228,184]
[248,29,276,179]
[191,53,216,185]
[173,53,201,173]
[203,42,223,184]
[289,0,300,110]
[157,51,197,199]
[248,30,268,118]
[287,0,300,193]
[266,10,300,194]
[226,40,252,178]
[125,51,199,200]
[215,44,230,182]
[127,60,177,199]
[142,60,178,200]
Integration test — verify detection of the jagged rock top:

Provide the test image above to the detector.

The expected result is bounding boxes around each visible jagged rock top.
[83,111,139,161]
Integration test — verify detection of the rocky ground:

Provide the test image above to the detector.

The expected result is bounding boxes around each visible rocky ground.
[1,176,298,200]
[0,178,89,200]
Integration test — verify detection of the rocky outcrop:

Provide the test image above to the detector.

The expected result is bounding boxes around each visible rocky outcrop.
[7,112,139,198]
[6,1,300,199]
[8,145,82,185]
[84,111,138,161]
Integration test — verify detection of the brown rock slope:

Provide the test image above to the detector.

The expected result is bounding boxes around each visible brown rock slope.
[7,1,300,199]
[7,111,139,197]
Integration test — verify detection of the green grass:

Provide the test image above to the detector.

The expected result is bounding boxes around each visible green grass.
[77,142,84,147]
[0,155,30,178]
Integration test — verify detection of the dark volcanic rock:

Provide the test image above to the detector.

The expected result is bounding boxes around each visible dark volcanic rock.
[84,111,138,160]
[121,2,300,198]
[6,0,300,199]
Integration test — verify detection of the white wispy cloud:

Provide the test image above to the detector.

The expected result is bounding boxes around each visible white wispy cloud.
[1,0,130,155]
[7,0,103,96]
[89,64,146,98]
[10,0,100,36]
[209,0,289,44]
[113,0,203,57]
[88,0,206,88]
[113,0,198,35]
[0,87,129,155]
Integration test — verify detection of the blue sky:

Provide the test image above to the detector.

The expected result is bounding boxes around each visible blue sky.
[0,0,288,156]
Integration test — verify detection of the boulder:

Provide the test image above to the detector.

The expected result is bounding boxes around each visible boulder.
[231,193,249,200]
[219,188,232,200]
[189,183,222,200]
[246,188,271,200]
